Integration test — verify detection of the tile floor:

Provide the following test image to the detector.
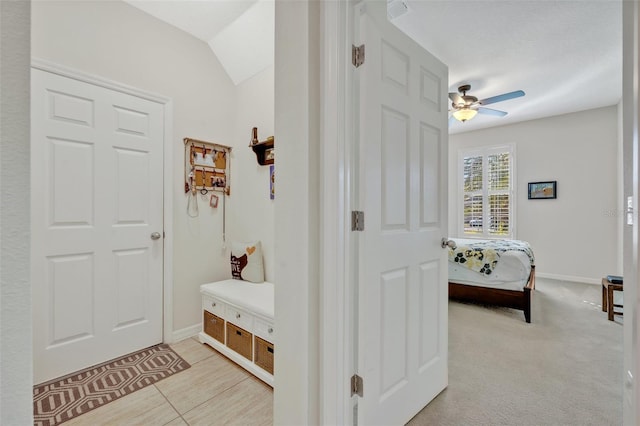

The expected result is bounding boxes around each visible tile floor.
[65,337,273,426]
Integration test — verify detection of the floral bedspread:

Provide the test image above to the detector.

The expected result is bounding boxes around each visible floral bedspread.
[448,239,535,276]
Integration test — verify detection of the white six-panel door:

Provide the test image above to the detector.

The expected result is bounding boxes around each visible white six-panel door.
[356,1,449,424]
[31,68,165,384]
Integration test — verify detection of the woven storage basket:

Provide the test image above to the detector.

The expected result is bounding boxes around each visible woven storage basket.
[226,322,252,360]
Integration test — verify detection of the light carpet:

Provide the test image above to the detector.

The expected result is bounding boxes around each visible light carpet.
[33,343,191,426]
[408,278,623,426]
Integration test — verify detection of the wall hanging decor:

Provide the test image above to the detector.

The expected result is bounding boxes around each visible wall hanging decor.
[528,181,557,199]
[184,137,232,246]
[270,165,275,200]
[184,137,231,197]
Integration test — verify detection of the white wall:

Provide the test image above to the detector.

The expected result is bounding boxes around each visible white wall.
[449,106,620,283]
[228,66,275,282]
[273,0,321,423]
[31,0,245,333]
[1,1,33,423]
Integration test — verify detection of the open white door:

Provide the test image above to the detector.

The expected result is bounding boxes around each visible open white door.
[355,1,449,424]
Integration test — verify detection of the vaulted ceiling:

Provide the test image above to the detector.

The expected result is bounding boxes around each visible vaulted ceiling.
[125,0,272,85]
[125,0,622,134]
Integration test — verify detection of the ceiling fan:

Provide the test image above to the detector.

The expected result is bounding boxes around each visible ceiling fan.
[449,84,525,123]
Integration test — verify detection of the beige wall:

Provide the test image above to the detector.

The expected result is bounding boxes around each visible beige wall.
[31,0,274,333]
[229,66,275,282]
[449,106,620,283]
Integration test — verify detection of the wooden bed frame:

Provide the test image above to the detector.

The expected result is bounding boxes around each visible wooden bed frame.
[449,266,536,323]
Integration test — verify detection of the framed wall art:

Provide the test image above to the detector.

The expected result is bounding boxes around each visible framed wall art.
[528,181,557,200]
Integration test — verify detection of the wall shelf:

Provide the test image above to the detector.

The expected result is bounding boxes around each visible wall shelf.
[249,127,274,165]
[251,139,274,165]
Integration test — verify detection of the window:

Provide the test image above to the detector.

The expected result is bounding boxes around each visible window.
[459,145,514,238]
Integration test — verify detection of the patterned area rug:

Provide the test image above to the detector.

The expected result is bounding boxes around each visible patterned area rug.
[33,344,190,426]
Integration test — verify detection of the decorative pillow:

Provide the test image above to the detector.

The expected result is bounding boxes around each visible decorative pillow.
[230,241,265,283]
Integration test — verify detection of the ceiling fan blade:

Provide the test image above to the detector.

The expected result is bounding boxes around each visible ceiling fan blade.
[478,90,525,106]
[449,92,463,105]
[477,107,508,117]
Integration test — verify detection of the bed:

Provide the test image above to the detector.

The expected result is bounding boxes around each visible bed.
[448,238,536,322]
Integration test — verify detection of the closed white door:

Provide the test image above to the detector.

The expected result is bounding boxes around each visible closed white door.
[31,68,165,384]
[356,1,449,424]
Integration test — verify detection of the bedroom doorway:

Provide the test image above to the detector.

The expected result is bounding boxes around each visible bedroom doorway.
[31,65,168,384]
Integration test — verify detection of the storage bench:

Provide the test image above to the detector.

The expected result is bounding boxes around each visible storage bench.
[198,279,274,386]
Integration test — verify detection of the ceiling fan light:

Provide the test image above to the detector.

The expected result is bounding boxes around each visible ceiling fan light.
[453,108,478,122]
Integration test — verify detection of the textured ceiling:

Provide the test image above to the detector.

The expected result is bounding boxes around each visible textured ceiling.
[124,0,622,134]
[392,0,622,133]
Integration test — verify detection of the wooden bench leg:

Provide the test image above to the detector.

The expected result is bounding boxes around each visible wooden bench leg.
[602,283,608,312]
[608,285,615,321]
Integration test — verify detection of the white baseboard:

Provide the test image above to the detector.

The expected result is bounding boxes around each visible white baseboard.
[168,324,201,343]
[536,272,601,285]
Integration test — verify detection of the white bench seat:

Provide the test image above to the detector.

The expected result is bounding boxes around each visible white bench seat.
[200,279,274,320]
[198,279,275,386]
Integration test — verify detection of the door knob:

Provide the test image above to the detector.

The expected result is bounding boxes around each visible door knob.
[441,238,456,249]
[150,232,162,240]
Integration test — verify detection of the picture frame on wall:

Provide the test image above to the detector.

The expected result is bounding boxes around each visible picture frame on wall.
[270,165,275,200]
[528,181,557,199]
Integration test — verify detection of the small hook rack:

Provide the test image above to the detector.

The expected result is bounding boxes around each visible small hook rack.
[184,137,232,196]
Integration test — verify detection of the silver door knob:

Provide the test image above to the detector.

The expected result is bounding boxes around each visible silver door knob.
[151,232,162,240]
[441,238,456,249]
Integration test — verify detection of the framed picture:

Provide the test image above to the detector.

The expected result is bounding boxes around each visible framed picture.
[270,165,275,200]
[211,175,226,190]
[528,181,557,199]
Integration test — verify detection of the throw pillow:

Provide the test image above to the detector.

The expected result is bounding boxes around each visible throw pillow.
[230,241,265,283]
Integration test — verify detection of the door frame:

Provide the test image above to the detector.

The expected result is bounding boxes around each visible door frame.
[30,58,175,344]
[319,0,354,424]
[321,1,640,424]
[622,1,639,424]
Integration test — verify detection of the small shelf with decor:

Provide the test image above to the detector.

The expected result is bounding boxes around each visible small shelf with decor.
[249,127,274,166]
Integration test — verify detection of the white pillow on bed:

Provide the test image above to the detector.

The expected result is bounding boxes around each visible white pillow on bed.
[230,241,265,283]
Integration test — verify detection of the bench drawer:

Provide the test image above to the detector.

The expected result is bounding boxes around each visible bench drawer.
[226,322,252,361]
[203,311,225,344]
[202,295,225,317]
[225,305,253,331]
[254,318,275,343]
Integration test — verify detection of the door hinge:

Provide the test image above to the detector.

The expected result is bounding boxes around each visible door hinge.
[351,211,365,231]
[351,374,363,397]
[352,44,365,68]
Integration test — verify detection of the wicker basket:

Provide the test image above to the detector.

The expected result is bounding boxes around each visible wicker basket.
[203,311,225,343]
[254,336,274,374]
[226,322,253,360]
